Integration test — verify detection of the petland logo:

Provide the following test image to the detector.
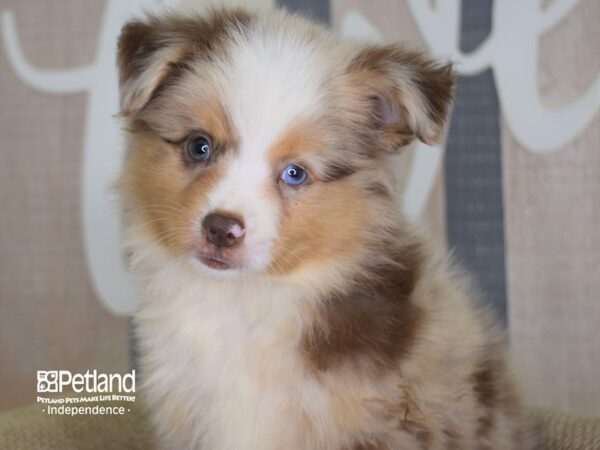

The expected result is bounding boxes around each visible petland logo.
[36,370,136,415]
[37,370,135,393]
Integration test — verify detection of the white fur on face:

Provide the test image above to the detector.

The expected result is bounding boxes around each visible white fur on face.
[198,155,279,274]
[196,24,328,274]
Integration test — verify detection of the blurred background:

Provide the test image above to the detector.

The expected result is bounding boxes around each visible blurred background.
[0,0,598,416]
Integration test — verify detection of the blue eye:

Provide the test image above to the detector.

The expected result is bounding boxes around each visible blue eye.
[280,164,308,186]
[187,134,212,162]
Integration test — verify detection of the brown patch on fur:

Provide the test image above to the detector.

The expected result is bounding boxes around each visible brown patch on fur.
[267,122,316,166]
[475,346,525,448]
[301,243,424,371]
[470,344,528,449]
[136,91,237,152]
[266,118,374,185]
[471,350,507,446]
[322,161,357,181]
[343,44,454,148]
[472,358,499,409]
[365,182,391,198]
[117,9,254,116]
[266,120,341,178]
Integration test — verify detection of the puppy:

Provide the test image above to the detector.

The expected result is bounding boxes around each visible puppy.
[116,8,535,450]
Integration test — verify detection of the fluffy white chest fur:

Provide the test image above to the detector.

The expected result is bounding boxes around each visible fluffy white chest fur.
[136,260,328,449]
[132,242,529,450]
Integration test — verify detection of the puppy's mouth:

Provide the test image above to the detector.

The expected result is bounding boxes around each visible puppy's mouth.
[195,249,242,271]
[199,254,233,270]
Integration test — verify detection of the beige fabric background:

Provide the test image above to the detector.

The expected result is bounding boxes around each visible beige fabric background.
[0,0,598,417]
[0,0,128,411]
[505,0,600,416]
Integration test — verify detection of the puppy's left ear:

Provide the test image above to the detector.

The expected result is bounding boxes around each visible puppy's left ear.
[345,44,455,149]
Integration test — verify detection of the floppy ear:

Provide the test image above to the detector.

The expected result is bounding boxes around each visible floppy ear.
[346,44,455,149]
[116,17,187,117]
[116,10,253,117]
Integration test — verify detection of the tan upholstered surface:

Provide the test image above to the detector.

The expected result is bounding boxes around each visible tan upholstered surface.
[504,0,600,417]
[0,399,154,450]
[534,409,600,450]
[1,400,599,450]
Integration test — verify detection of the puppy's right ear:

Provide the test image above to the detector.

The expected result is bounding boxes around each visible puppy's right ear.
[117,10,253,117]
[116,17,186,117]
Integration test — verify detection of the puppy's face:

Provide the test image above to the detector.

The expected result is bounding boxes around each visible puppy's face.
[117,10,453,280]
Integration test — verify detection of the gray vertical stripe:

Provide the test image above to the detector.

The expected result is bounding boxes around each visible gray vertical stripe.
[445,0,508,322]
[460,0,492,53]
[276,0,330,23]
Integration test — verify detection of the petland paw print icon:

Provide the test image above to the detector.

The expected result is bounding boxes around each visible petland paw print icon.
[37,371,59,392]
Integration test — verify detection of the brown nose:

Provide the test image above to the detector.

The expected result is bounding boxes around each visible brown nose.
[202,213,245,248]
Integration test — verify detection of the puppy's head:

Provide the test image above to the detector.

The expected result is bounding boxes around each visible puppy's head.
[116,9,453,282]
